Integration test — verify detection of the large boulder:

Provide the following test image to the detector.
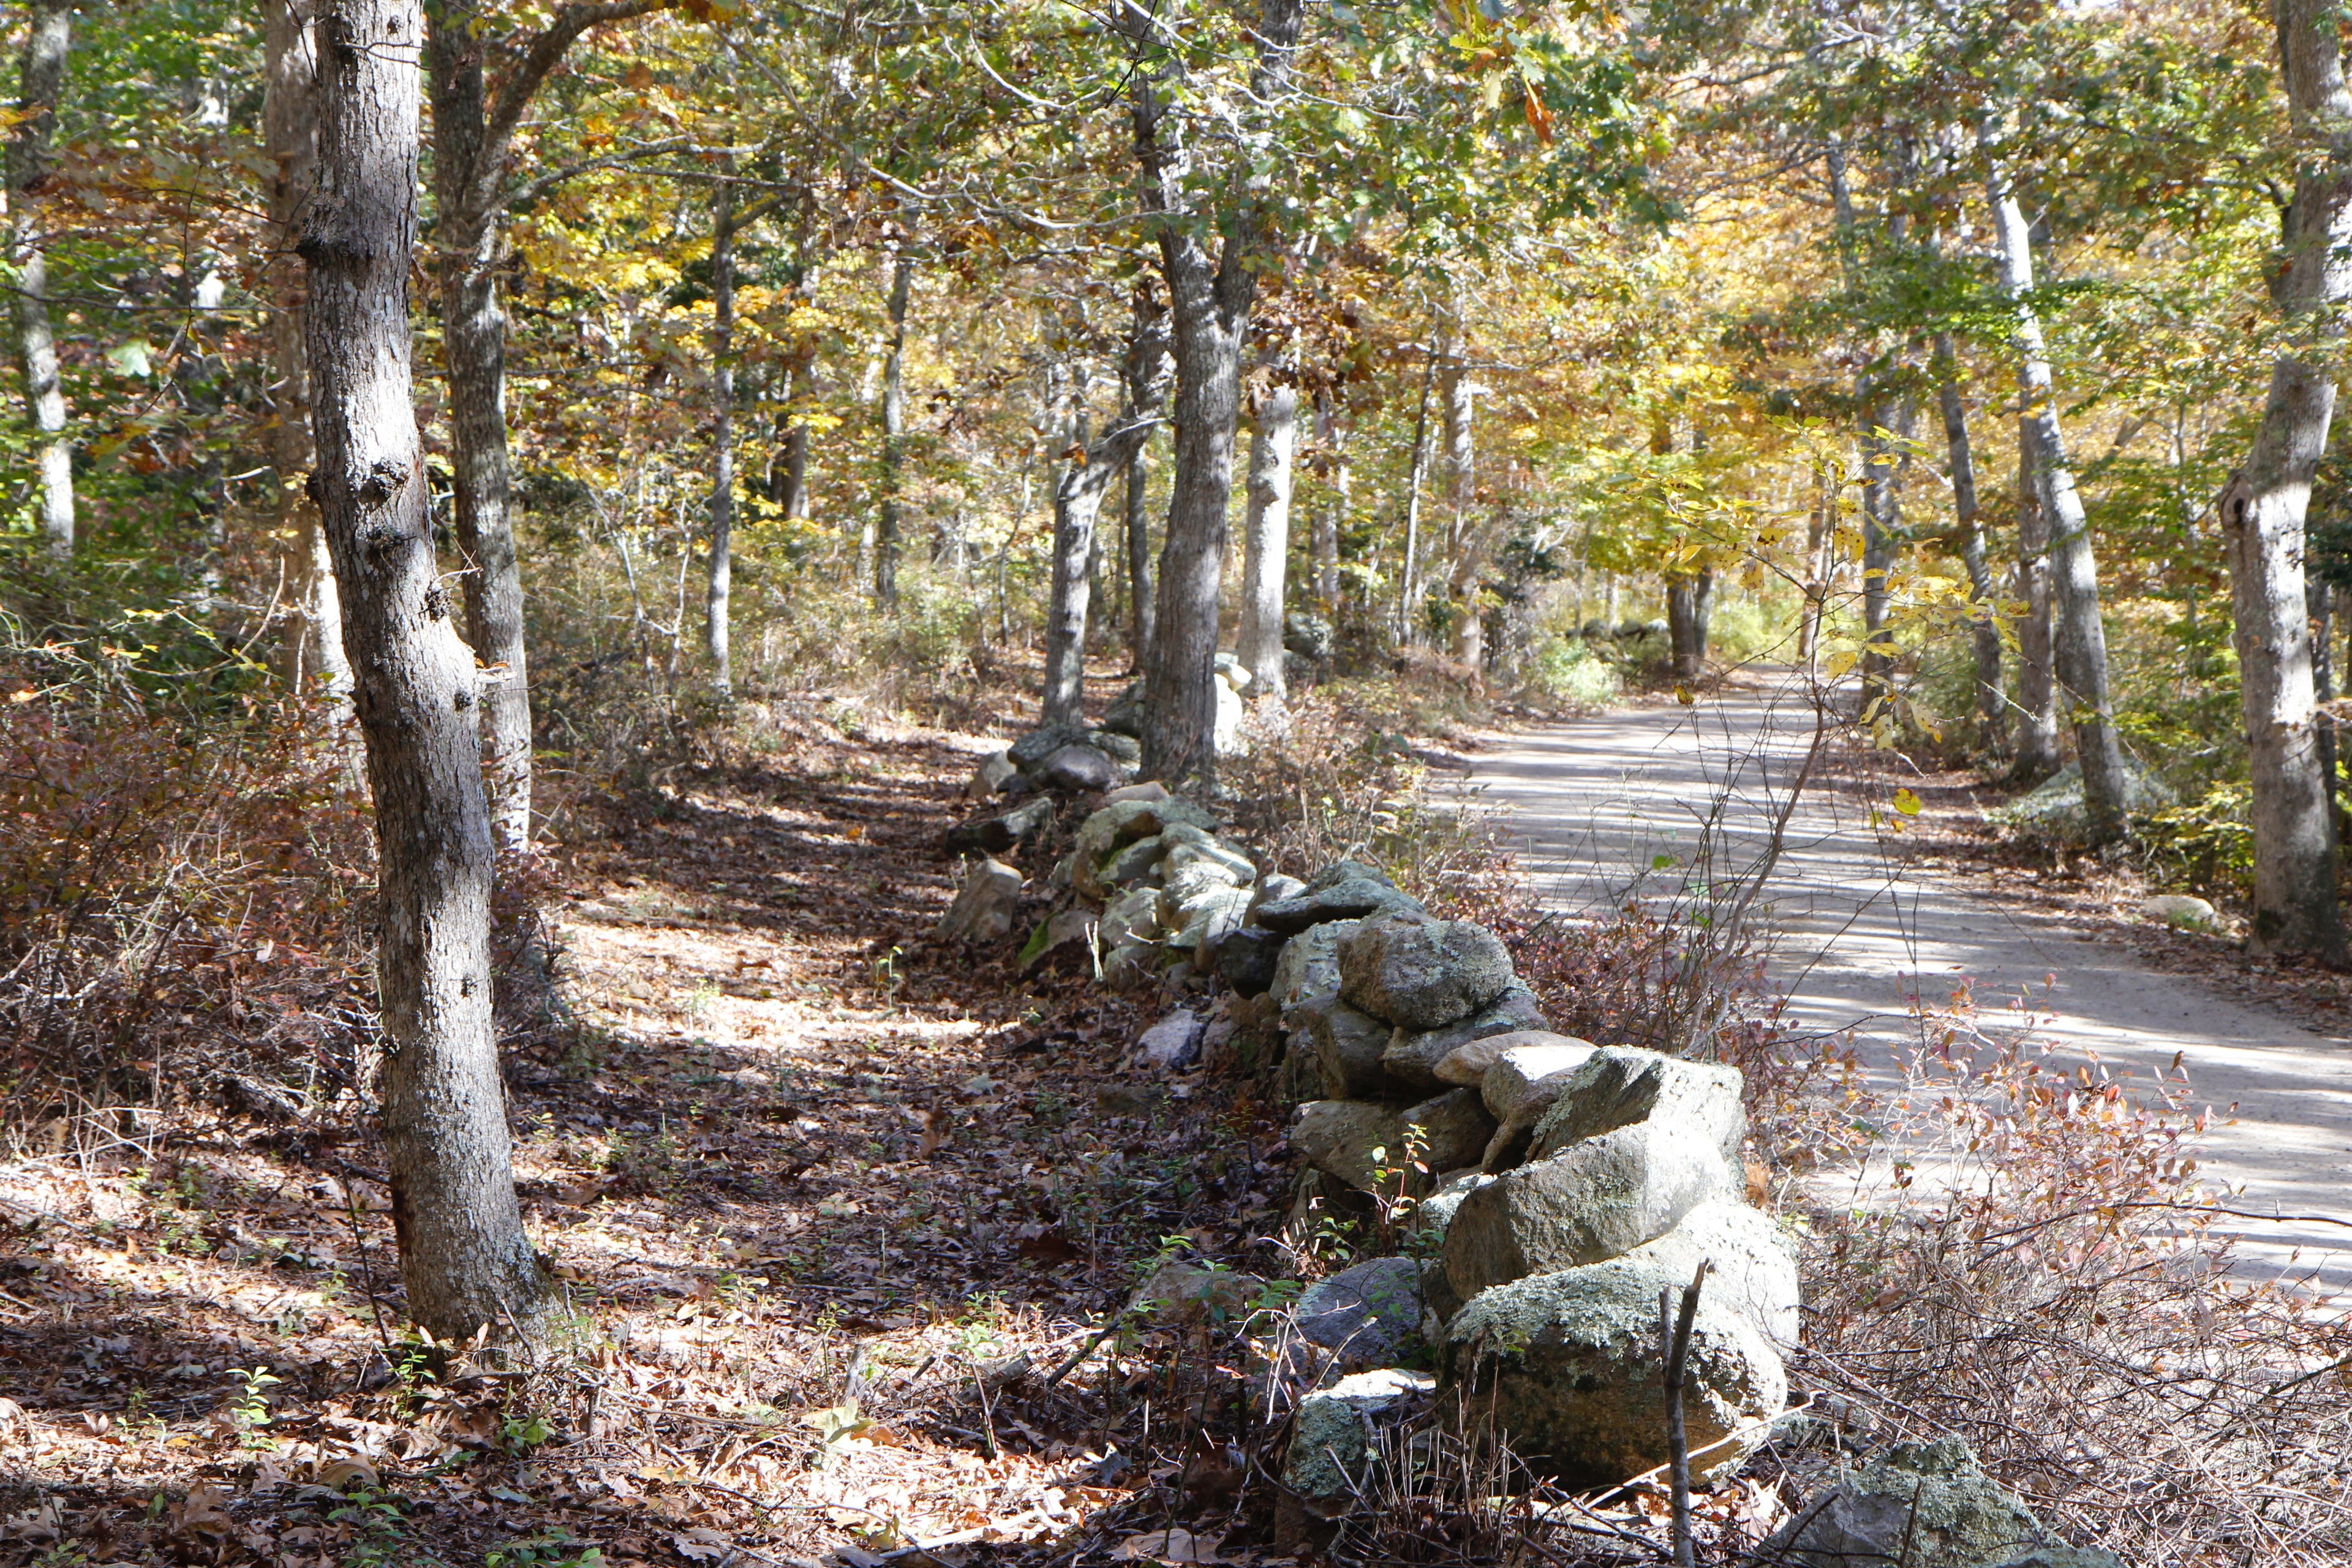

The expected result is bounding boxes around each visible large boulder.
[1444,1257,1786,1485]
[1409,1169,1494,1324]
[1292,1091,1496,1197]
[1617,1200,1798,1344]
[1384,986,1549,1091]
[1037,743,1121,793]
[1281,1368,1433,1513]
[1009,724,1089,769]
[1272,918,1360,1020]
[1443,1121,1732,1303]
[1306,1000,1394,1100]
[1762,1436,2057,1568]
[1528,1047,1748,1167]
[937,857,1022,943]
[1294,1256,1422,1370]
[1340,916,1517,1031]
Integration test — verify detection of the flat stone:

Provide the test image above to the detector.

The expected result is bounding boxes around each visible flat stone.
[1247,873,1308,922]
[1164,838,1256,884]
[1102,779,1170,804]
[1476,1038,1603,1115]
[1340,915,1517,1030]
[946,796,1054,856]
[1444,1120,1732,1303]
[1255,879,1424,936]
[1385,987,1550,1090]
[1528,1047,1748,1167]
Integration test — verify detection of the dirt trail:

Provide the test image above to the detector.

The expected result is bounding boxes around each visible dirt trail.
[1468,667,2352,1289]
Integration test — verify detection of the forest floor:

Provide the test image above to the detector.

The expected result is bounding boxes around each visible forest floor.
[0,692,1312,1568]
[1467,663,2352,1290]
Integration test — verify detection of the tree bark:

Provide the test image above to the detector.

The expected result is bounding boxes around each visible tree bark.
[1121,281,1167,673]
[1934,334,2005,753]
[1989,162,2128,844]
[875,253,911,607]
[1398,335,1440,643]
[9,0,73,556]
[1119,0,1306,785]
[265,0,353,716]
[2214,0,2352,960]
[1236,381,1297,701]
[777,349,814,519]
[1042,416,1160,727]
[704,169,738,698]
[2011,435,2063,779]
[301,0,548,1346]
[1665,573,1714,680]
[1313,390,1344,617]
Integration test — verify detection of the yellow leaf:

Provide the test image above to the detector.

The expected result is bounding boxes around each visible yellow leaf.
[1891,788,1921,816]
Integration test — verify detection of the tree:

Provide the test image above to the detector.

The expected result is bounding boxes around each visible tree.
[874,252,912,606]
[1235,377,1297,701]
[1120,280,1166,671]
[2220,0,2352,962]
[300,0,549,1345]
[1118,0,1306,785]
[264,0,352,715]
[1989,154,2129,845]
[422,0,664,851]
[9,0,74,557]
[1042,410,1161,726]
[1932,335,2004,752]
[704,165,739,698]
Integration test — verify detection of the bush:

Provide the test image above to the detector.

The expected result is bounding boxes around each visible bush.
[1520,634,1620,710]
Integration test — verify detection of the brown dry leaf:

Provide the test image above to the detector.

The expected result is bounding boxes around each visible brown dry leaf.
[170,1484,236,1546]
[317,1455,380,1491]
[1113,1528,1227,1564]
[0,1501,60,1544]
[672,1525,733,1562]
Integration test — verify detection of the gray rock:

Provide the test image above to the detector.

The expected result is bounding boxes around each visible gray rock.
[1215,673,1246,755]
[1434,1028,1588,1089]
[1307,1000,1395,1100]
[1101,683,1146,738]
[1617,1200,1799,1344]
[1168,886,1253,956]
[1295,1256,1423,1369]
[1528,1047,1748,1167]
[968,750,1019,799]
[1272,919,1359,1020]
[1162,861,1247,920]
[2140,892,2217,931]
[1256,879,1424,936]
[1306,859,1396,892]
[937,857,1022,943]
[1763,1435,2056,1568]
[1102,940,1159,990]
[1248,873,1309,922]
[1038,743,1120,793]
[1133,1261,1265,1328]
[1019,907,1098,972]
[1135,1008,1207,1071]
[1083,728,1144,765]
[1992,759,2174,844]
[945,795,1055,856]
[1165,837,1256,884]
[1102,779,1170,804]
[1477,1039,1602,1118]
[1284,611,1335,660]
[1444,1120,1732,1303]
[1009,724,1089,769]
[1096,834,1169,893]
[1217,925,1286,997]
[1384,986,1550,1090]
[1340,916,1516,1031]
[1072,797,1218,879]
[1988,1551,2127,1568]
[1099,884,1163,948]
[1283,1368,1433,1509]
[1445,1256,1786,1485]
[1292,1090,1493,1197]
[1409,1169,1494,1324]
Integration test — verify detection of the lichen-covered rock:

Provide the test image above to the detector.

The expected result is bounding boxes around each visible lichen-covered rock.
[1446,1257,1785,1485]
[968,750,1019,799]
[1164,837,1256,884]
[1018,907,1098,972]
[1217,925,1286,997]
[1436,1028,1591,1090]
[1095,834,1169,894]
[1443,1120,1732,1302]
[1102,939,1158,990]
[1617,1200,1799,1344]
[1272,918,1360,1021]
[1168,886,1253,956]
[1384,986,1549,1090]
[1340,916,1516,1031]
[1307,1000,1394,1100]
[1409,1169,1494,1324]
[937,857,1022,943]
[1134,1008,1207,1071]
[1084,728,1143,765]
[1283,1368,1433,1510]
[1478,1039,1604,1169]
[1009,724,1090,768]
[1133,1261,1265,1328]
[1247,873,1308,922]
[1072,797,1218,883]
[1292,1090,1494,1197]
[1100,884,1163,948]
[1528,1047,1748,1167]
[1988,1551,2126,1568]
[1295,1257,1422,1370]
[1255,878,1423,936]
[1762,1436,2056,1568]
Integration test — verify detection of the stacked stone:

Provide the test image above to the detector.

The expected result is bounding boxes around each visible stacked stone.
[966,719,1144,801]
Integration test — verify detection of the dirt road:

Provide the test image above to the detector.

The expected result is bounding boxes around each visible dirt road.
[1469,668,2352,1287]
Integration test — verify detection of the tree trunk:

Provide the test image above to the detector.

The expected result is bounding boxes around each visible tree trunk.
[423,9,531,851]
[1797,460,1831,662]
[704,170,737,697]
[874,254,911,607]
[1665,573,1713,680]
[1989,162,2128,843]
[301,0,548,1346]
[1858,401,1909,695]
[1313,390,1344,617]
[9,0,73,556]
[2011,435,2062,778]
[1121,282,1167,673]
[1042,417,1159,727]
[265,0,352,716]
[1120,0,1305,785]
[1934,334,2005,753]
[1236,381,1297,701]
[777,350,814,519]
[1398,336,1440,643]
[2214,0,2352,960]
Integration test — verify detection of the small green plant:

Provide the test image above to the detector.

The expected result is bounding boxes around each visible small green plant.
[488,1532,607,1568]
[502,1411,553,1455]
[326,1488,412,1568]
[231,1365,282,1448]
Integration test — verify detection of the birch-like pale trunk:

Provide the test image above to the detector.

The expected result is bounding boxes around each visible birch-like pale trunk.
[2011,435,2062,778]
[2220,0,2352,959]
[1989,163,2128,843]
[1398,337,1439,643]
[9,0,73,556]
[1121,282,1167,672]
[704,171,738,697]
[301,0,548,1346]
[1934,334,2005,752]
[1118,0,1305,784]
[875,254,911,607]
[1236,382,1297,700]
[265,0,352,717]
[1042,415,1161,727]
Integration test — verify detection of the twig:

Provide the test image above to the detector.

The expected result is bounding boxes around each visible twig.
[1661,1259,1709,1568]
[1045,1318,1123,1386]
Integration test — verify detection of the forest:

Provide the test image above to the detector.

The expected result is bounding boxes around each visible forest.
[7,0,2352,1563]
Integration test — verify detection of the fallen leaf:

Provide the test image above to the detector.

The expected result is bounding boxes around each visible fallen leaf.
[673,1527,733,1562]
